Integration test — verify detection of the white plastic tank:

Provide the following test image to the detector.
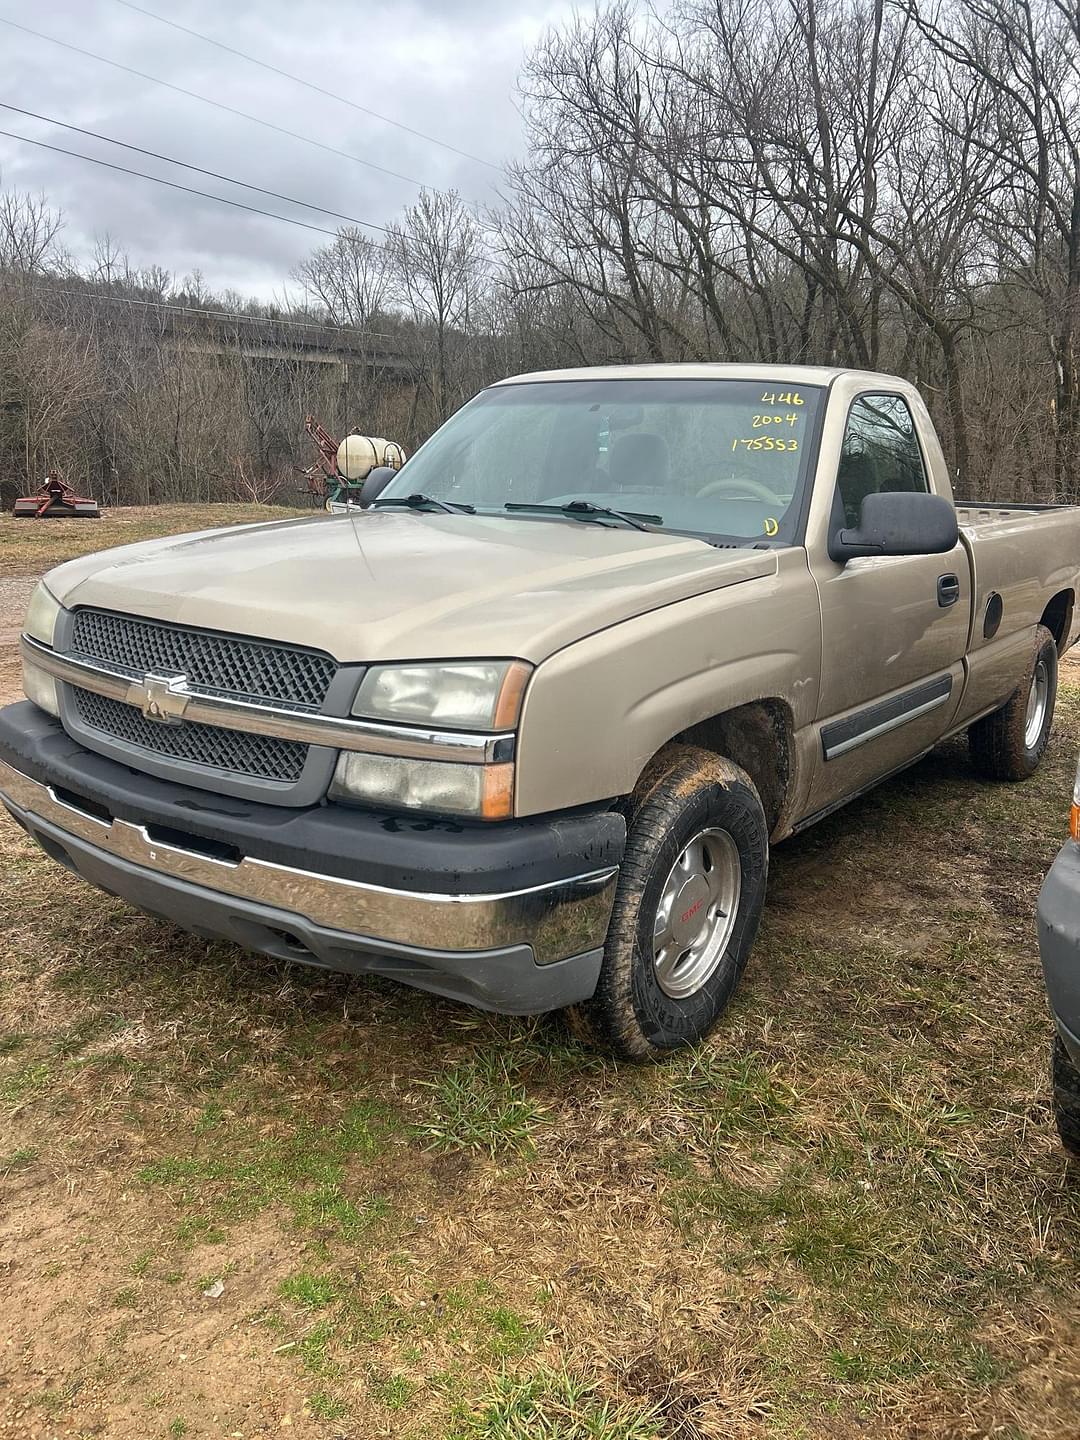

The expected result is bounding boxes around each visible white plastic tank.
[336,433,407,480]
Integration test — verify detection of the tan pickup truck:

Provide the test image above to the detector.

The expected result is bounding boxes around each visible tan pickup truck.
[4,365,1080,1057]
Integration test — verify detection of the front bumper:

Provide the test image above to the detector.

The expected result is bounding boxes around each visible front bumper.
[1038,839,1080,1066]
[0,704,624,1014]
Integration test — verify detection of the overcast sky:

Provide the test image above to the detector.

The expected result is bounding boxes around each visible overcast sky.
[0,0,574,300]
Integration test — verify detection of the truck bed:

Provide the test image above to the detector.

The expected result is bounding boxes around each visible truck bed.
[956,501,1079,528]
[952,500,1080,731]
[956,503,1080,621]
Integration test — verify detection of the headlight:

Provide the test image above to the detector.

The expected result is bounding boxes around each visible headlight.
[330,752,514,819]
[21,655,60,717]
[352,660,531,730]
[21,583,62,716]
[24,582,61,646]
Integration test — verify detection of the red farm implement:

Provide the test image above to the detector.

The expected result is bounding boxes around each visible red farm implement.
[13,472,101,519]
[299,415,340,506]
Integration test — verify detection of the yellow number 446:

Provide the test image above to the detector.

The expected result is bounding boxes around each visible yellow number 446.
[759,391,804,406]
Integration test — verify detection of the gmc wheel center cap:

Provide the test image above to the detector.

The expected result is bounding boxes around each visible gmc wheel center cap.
[671,875,710,946]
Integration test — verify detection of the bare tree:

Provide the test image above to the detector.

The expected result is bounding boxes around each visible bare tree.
[5,2,1080,509]
[904,0,1080,498]
[293,227,393,329]
[386,190,485,424]
[0,187,64,273]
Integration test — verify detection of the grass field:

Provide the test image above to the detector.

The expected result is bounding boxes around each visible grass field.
[1,502,316,579]
[1,506,1079,1437]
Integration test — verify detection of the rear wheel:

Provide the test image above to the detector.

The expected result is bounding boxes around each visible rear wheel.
[1052,1036,1080,1158]
[968,624,1057,780]
[567,745,769,1060]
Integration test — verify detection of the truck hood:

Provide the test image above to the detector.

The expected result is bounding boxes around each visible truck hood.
[44,510,778,664]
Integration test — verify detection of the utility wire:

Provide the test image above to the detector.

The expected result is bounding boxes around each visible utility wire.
[111,0,502,173]
[0,17,472,197]
[0,126,485,258]
[0,103,396,231]
[0,128,350,239]
[1,127,497,290]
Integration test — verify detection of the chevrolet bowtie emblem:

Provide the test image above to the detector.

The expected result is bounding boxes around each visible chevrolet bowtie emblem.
[139,673,190,725]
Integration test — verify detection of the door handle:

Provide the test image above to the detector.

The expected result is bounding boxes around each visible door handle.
[937,573,961,607]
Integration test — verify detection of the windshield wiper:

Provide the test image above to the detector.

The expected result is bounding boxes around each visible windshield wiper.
[504,500,663,532]
[374,493,475,514]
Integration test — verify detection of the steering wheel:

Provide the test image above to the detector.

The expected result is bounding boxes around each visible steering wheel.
[696,475,783,505]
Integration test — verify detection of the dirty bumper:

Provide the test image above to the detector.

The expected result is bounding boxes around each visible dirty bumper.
[0,705,623,1014]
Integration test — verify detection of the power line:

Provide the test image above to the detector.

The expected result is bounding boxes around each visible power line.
[0,103,396,232]
[111,0,502,173]
[0,128,347,239]
[0,17,472,198]
[0,125,485,260]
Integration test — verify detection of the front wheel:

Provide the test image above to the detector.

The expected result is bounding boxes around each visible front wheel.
[567,745,769,1060]
[1052,1036,1080,1158]
[969,623,1058,781]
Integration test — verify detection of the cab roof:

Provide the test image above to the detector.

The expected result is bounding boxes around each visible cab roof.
[491,363,898,388]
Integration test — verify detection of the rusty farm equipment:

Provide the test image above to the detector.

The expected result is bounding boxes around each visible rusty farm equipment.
[13,472,101,519]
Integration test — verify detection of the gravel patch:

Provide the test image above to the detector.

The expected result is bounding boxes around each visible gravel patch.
[0,575,38,645]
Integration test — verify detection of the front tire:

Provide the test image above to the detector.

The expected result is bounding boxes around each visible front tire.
[1052,1036,1080,1158]
[968,623,1057,780]
[567,745,768,1060]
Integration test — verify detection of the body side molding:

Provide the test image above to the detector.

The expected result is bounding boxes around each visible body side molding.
[820,674,953,761]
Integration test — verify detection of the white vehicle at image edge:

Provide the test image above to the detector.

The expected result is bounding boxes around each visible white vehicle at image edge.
[3,364,1080,1058]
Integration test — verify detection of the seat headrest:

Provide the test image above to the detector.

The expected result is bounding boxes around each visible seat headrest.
[608,431,669,490]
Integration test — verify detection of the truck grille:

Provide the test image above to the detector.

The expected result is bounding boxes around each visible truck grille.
[70,609,336,709]
[71,687,308,783]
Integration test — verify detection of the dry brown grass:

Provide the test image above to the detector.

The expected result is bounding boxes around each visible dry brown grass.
[2,515,1080,1436]
[0,502,314,578]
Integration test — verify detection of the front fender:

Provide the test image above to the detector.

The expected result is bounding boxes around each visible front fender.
[514,551,821,817]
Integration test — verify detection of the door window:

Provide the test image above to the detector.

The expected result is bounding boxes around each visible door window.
[836,393,929,526]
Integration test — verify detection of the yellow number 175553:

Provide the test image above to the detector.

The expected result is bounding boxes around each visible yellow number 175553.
[732,437,799,453]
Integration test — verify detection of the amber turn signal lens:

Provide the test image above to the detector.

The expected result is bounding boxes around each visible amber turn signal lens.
[481,763,515,820]
[1071,803,1080,842]
[493,661,532,731]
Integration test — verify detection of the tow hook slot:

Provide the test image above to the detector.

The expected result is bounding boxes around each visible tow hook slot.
[144,824,242,865]
[267,927,316,959]
[52,786,113,825]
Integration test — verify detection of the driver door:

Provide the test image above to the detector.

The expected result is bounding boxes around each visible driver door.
[804,391,969,816]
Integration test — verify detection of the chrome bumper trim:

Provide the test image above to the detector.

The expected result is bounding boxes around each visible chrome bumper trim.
[0,758,617,964]
[20,636,513,764]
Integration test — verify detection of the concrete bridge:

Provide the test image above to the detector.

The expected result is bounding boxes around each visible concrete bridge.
[32,284,415,376]
[164,309,413,377]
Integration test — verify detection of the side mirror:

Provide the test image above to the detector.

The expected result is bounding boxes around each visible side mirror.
[829,490,958,563]
[358,465,397,509]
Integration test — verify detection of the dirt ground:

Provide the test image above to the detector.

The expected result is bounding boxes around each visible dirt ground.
[2,505,1080,1439]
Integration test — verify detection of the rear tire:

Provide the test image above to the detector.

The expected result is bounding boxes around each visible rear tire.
[566,745,769,1060]
[1052,1036,1080,1158]
[968,624,1057,780]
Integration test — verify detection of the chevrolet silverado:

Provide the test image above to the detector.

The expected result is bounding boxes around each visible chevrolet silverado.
[4,365,1080,1058]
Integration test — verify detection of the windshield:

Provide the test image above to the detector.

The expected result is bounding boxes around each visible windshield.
[379,377,823,542]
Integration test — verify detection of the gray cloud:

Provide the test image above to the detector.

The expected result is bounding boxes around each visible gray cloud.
[0,0,572,297]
